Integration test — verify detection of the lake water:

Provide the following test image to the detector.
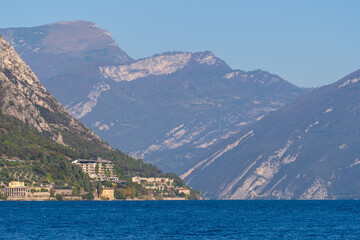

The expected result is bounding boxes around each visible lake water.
[0,200,359,239]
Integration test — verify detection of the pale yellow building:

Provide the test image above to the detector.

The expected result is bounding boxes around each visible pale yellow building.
[2,181,29,198]
[8,181,25,188]
[178,188,191,195]
[1,182,51,200]
[101,188,115,200]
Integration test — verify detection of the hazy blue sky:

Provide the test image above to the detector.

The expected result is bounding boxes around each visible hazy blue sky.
[1,0,360,87]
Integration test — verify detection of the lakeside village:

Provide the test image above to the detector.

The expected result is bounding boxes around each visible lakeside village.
[0,157,199,201]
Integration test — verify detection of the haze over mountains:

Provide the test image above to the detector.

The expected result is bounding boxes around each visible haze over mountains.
[1,20,359,200]
[0,21,309,175]
[183,70,360,199]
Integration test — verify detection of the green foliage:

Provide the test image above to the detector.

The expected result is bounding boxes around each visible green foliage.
[96,181,102,197]
[0,191,7,200]
[105,169,111,177]
[0,170,9,179]
[82,192,94,200]
[95,164,99,174]
[50,189,55,197]
[120,187,136,199]
[103,181,112,188]
[72,187,80,196]
[55,194,63,201]
[167,173,186,188]
[0,114,92,190]
[178,192,186,198]
[0,111,200,200]
[114,189,126,200]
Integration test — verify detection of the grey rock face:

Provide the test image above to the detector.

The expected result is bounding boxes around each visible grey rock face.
[0,34,106,148]
[183,70,360,199]
[85,51,307,175]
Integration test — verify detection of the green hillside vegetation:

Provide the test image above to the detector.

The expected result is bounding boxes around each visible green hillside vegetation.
[0,110,196,199]
[0,111,92,191]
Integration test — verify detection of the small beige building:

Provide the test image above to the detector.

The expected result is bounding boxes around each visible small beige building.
[2,181,29,198]
[1,181,50,200]
[178,188,191,195]
[101,188,115,200]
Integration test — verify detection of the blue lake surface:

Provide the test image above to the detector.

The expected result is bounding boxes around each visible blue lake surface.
[0,200,359,239]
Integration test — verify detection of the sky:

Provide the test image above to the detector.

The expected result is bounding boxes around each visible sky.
[1,0,360,88]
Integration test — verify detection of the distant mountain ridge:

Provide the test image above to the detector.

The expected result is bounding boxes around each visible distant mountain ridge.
[183,69,360,199]
[0,21,309,176]
[0,20,132,109]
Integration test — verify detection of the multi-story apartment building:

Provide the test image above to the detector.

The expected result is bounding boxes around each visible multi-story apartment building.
[72,157,118,181]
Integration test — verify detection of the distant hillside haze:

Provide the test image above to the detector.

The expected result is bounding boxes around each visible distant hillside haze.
[183,69,360,199]
[0,21,308,176]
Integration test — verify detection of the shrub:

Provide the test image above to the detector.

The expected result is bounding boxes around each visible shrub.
[55,194,63,201]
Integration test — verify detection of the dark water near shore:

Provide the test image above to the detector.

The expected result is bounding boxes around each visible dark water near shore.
[0,200,359,239]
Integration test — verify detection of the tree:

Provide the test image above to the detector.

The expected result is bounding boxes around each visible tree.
[114,189,126,200]
[55,194,63,201]
[95,164,99,174]
[50,189,55,197]
[82,192,94,200]
[96,181,102,197]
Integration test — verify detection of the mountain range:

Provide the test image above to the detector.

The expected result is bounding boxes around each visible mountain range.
[182,70,360,199]
[0,21,309,175]
[3,20,358,200]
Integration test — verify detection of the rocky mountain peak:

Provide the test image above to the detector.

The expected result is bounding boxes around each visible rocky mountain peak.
[41,20,120,55]
[99,50,230,83]
[99,51,193,82]
[0,20,132,64]
[191,51,227,66]
[335,69,360,89]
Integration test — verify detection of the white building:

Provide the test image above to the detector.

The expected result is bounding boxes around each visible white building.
[72,157,118,181]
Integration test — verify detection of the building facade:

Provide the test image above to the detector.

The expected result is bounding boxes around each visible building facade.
[101,188,115,200]
[178,188,191,195]
[72,157,118,181]
[2,181,29,198]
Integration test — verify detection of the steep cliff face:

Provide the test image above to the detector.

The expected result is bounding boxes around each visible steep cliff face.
[183,70,360,200]
[0,34,106,149]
